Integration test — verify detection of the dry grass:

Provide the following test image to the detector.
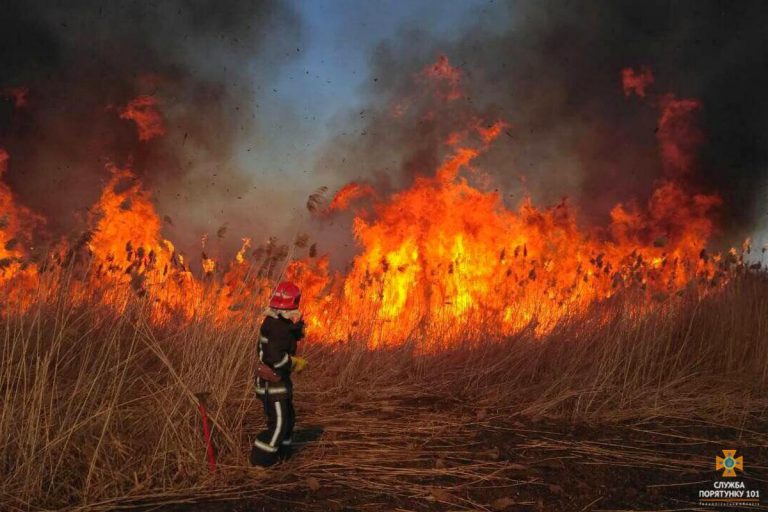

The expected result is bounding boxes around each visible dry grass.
[1,272,768,510]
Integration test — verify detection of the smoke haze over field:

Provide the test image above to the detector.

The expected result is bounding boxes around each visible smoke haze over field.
[317,1,768,247]
[1,1,767,265]
[0,0,304,255]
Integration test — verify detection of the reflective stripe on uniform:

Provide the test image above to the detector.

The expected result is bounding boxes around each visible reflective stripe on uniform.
[253,438,278,453]
[273,353,290,368]
[270,401,283,447]
[256,382,287,395]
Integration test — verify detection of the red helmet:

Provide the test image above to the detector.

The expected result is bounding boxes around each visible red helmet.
[269,281,301,310]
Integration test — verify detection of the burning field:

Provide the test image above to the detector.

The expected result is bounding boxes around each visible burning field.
[2,1,768,511]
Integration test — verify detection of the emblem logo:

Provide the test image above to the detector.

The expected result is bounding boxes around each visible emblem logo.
[716,450,744,477]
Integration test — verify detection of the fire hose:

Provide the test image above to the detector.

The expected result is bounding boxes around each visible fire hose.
[194,392,217,473]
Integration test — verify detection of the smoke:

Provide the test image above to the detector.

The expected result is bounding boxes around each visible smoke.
[2,1,767,269]
[0,0,303,257]
[316,0,768,246]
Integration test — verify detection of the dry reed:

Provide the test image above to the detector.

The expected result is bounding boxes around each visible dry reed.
[1,270,767,510]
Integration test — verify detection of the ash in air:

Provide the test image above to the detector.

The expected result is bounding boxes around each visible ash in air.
[1,0,768,264]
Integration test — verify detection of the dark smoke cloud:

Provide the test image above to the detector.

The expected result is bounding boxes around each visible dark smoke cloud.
[0,0,303,257]
[316,0,768,246]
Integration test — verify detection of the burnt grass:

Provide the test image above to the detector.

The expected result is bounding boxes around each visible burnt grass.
[166,406,768,512]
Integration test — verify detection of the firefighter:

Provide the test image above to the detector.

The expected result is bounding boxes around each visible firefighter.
[250,281,308,467]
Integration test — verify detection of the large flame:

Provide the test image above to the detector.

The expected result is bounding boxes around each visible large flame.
[0,64,742,350]
[0,149,41,308]
[297,141,720,347]
[291,62,724,347]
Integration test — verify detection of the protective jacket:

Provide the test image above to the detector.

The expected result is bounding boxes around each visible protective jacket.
[255,310,305,400]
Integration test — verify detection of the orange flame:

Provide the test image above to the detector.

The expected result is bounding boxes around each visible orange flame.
[297,138,721,347]
[119,95,165,141]
[328,183,376,212]
[0,61,742,352]
[88,165,170,275]
[290,64,725,348]
[0,149,41,308]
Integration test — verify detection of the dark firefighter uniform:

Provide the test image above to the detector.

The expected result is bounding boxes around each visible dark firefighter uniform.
[250,309,305,466]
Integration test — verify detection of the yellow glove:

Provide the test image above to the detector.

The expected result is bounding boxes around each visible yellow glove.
[291,356,308,373]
